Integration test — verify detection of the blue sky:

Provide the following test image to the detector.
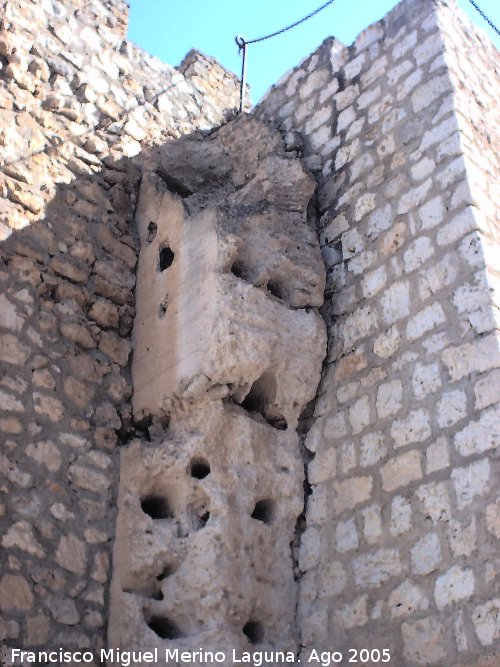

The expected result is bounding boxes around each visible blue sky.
[127,0,500,103]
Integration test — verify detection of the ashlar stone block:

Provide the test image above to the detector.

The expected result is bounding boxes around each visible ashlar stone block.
[473,599,500,646]
[380,450,422,493]
[402,616,446,665]
[352,548,402,589]
[434,565,475,610]
[411,533,441,576]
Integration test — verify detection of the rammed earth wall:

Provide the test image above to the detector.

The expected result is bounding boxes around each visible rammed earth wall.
[108,114,326,663]
[256,0,500,664]
[0,0,499,665]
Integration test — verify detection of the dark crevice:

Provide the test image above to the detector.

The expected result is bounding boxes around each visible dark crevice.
[198,511,210,526]
[297,397,317,436]
[336,69,346,92]
[243,620,264,644]
[188,504,210,530]
[266,417,288,430]
[157,564,176,581]
[231,260,247,280]
[133,414,153,432]
[235,373,288,431]
[152,589,164,601]
[190,457,211,479]
[122,584,164,601]
[240,388,264,413]
[231,261,287,304]
[158,296,169,318]
[159,245,175,271]
[292,399,316,584]
[147,221,157,243]
[141,494,173,520]
[146,614,183,640]
[266,279,284,300]
[295,188,330,654]
[224,395,288,432]
[155,168,192,198]
[128,414,153,442]
[115,425,134,445]
[130,172,144,224]
[117,413,153,445]
[251,499,275,525]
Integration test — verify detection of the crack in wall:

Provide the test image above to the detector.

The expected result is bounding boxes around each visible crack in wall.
[292,188,332,656]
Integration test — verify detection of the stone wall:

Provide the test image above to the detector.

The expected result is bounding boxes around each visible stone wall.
[256,0,500,664]
[1,0,499,663]
[0,0,243,655]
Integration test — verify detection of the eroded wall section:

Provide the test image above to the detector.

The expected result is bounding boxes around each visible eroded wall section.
[108,116,326,659]
[256,0,500,664]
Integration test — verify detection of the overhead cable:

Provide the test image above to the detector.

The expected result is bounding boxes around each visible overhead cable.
[466,0,500,37]
[235,0,338,112]
[244,0,337,45]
